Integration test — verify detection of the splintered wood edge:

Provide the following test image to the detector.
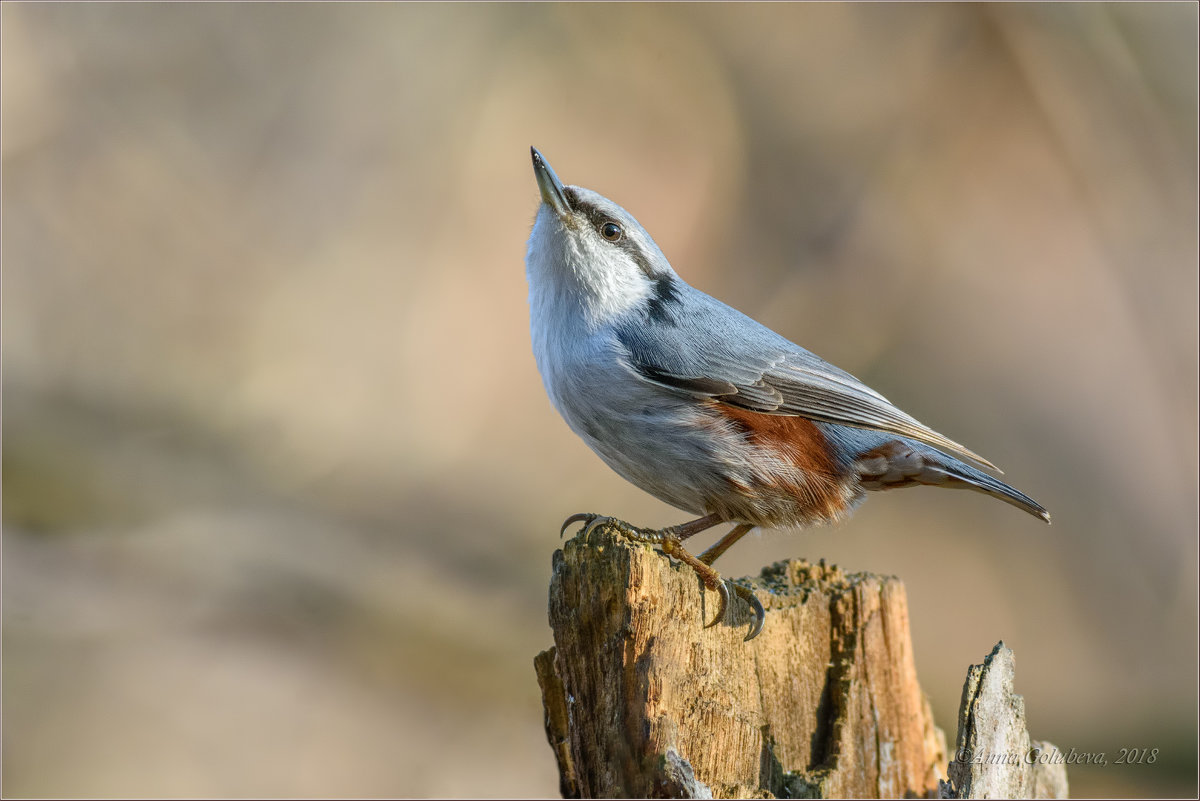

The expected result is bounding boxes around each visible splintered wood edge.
[941,642,1069,799]
[534,648,578,799]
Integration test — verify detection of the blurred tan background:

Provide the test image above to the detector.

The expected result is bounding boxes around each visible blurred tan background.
[3,3,1196,797]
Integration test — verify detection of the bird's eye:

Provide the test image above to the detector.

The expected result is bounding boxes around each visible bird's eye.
[600,221,623,241]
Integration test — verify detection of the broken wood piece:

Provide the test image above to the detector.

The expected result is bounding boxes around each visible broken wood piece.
[940,642,1069,799]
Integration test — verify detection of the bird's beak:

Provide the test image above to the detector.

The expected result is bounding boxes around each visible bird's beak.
[531,146,571,219]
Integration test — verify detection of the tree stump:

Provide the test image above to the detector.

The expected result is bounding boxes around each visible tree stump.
[533,521,949,798]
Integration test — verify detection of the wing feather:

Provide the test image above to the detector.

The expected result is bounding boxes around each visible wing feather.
[616,287,1000,472]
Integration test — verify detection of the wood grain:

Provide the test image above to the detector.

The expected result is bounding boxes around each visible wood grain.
[535,521,948,798]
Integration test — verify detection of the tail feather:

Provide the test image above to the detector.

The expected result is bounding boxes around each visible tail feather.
[932,459,1051,523]
[856,438,1051,523]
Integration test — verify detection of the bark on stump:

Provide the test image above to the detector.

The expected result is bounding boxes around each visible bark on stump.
[534,521,949,798]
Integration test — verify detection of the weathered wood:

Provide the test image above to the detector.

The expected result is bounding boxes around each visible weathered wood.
[534,521,948,798]
[940,643,1069,799]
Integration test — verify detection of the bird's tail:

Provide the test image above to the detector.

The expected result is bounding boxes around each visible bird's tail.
[942,461,1050,522]
[916,445,1050,523]
[858,439,1051,523]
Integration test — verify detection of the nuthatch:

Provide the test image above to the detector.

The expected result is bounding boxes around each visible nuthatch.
[525,147,1049,641]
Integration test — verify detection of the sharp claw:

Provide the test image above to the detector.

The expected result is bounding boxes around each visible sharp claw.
[582,516,613,537]
[560,513,598,539]
[719,582,766,642]
[741,587,766,642]
[704,580,731,629]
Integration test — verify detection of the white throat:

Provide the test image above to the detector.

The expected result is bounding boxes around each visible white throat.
[525,205,652,335]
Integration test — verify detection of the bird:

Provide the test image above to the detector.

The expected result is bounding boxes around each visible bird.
[524,146,1049,641]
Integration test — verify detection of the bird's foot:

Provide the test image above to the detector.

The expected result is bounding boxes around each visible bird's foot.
[730,582,766,642]
[558,513,766,641]
[660,537,765,641]
[560,512,614,539]
[558,513,673,543]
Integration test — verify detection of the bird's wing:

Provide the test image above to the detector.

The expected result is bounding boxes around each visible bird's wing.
[615,286,999,471]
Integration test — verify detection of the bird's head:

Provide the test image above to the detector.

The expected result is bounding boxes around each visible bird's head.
[526,147,679,329]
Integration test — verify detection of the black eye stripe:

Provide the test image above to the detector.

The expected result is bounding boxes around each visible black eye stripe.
[566,192,616,232]
[564,189,659,278]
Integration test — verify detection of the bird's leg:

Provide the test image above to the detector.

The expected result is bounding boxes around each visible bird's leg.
[632,512,725,544]
[658,536,764,642]
[699,523,754,566]
[658,535,733,626]
[697,523,766,641]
